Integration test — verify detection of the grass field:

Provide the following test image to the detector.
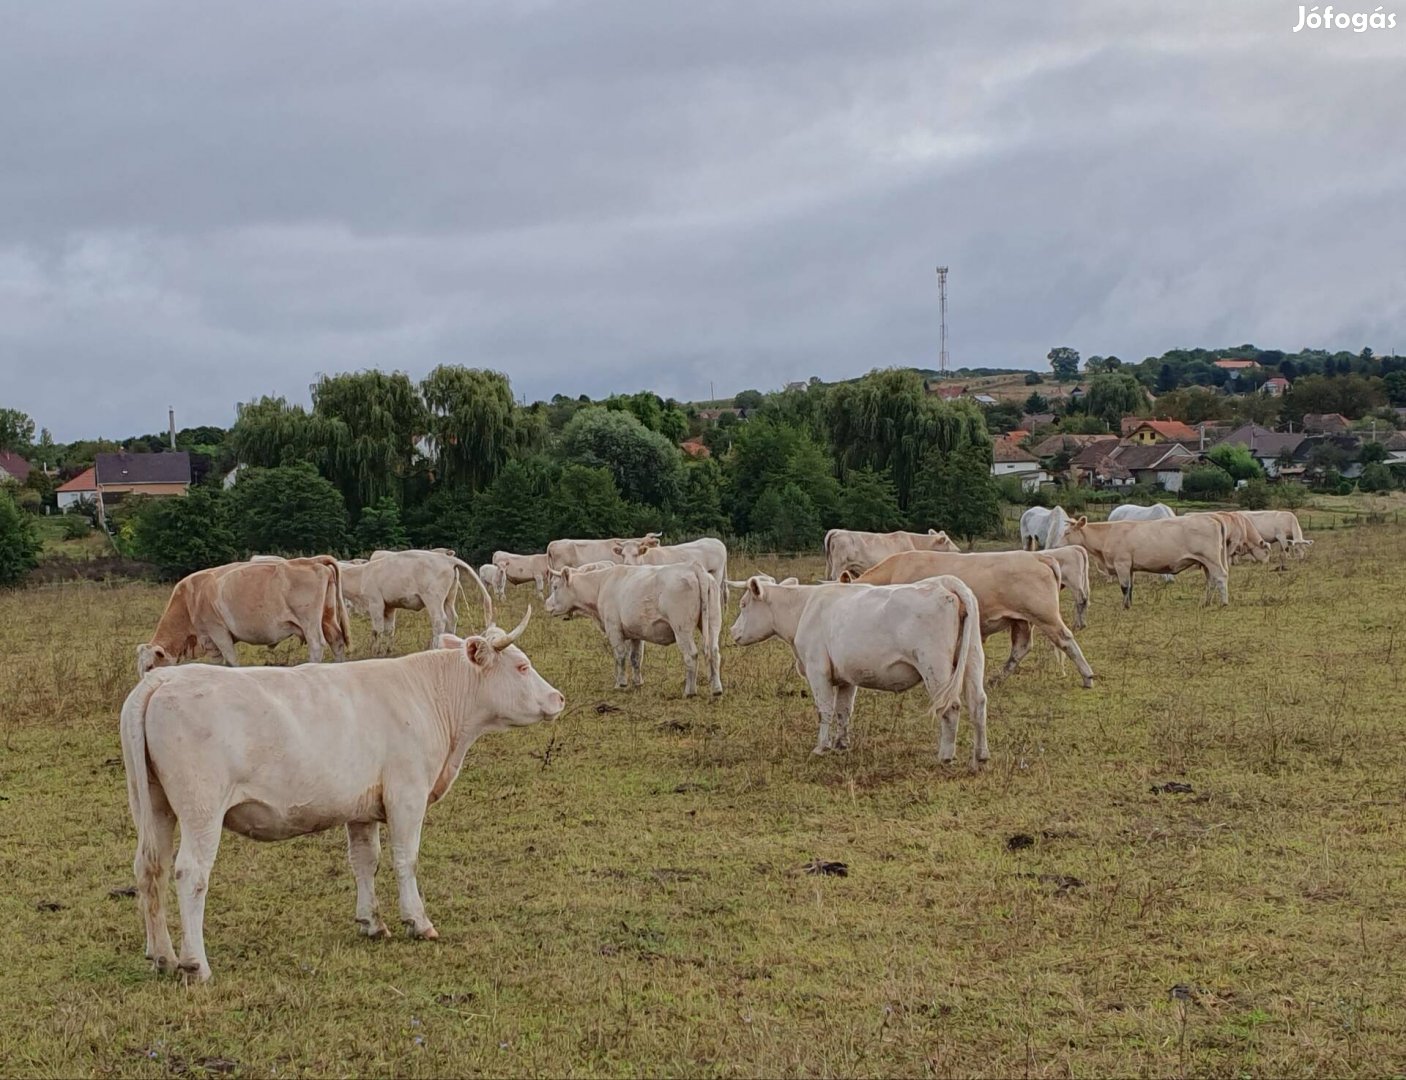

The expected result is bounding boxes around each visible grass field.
[2,528,1405,1077]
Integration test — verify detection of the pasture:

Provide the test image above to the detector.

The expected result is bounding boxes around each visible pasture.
[2,528,1405,1077]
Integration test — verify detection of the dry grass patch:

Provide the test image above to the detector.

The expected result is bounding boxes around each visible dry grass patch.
[1,530,1404,1076]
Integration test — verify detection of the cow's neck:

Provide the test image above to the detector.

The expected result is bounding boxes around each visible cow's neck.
[425,656,488,805]
[760,584,813,646]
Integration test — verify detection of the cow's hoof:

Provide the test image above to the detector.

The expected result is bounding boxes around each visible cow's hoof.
[419,926,439,941]
[150,953,177,975]
[1082,677,1094,689]
[357,918,391,940]
[938,755,954,766]
[177,960,211,985]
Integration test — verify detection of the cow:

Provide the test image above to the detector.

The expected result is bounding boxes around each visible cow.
[1238,510,1313,567]
[822,528,959,580]
[1062,515,1229,608]
[337,550,495,655]
[1107,502,1176,522]
[137,557,351,676]
[491,551,551,596]
[120,611,562,984]
[842,550,1095,687]
[1034,543,1090,630]
[1019,506,1069,551]
[479,563,508,600]
[613,536,727,589]
[546,533,659,571]
[1186,511,1271,565]
[729,575,987,762]
[545,562,722,697]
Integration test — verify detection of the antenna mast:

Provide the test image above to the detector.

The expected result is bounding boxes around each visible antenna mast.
[936,266,949,374]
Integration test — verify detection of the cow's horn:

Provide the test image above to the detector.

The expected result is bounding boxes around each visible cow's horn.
[492,607,532,650]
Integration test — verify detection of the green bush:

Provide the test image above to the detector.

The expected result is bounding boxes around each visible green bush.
[752,483,822,551]
[353,496,409,554]
[1271,482,1310,509]
[225,463,349,556]
[0,489,42,586]
[1358,462,1396,493]
[1236,478,1271,509]
[129,488,240,580]
[1182,465,1234,499]
[61,514,92,540]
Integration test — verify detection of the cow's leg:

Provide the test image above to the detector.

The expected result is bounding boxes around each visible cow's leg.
[676,627,699,697]
[1041,620,1095,688]
[808,678,838,754]
[965,660,990,766]
[1073,593,1088,631]
[440,590,458,638]
[606,626,630,689]
[1119,565,1134,609]
[208,627,239,667]
[830,683,858,751]
[386,798,436,940]
[533,574,544,597]
[133,789,177,974]
[346,822,389,939]
[426,595,449,651]
[630,640,644,687]
[1000,622,1033,680]
[306,631,326,664]
[172,818,222,983]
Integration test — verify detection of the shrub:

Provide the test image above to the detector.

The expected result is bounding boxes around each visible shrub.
[1236,478,1271,510]
[225,463,349,556]
[1358,462,1396,493]
[61,514,92,540]
[1208,443,1264,482]
[353,496,409,554]
[1271,482,1310,509]
[1182,465,1234,499]
[840,468,904,530]
[909,444,1003,541]
[129,488,241,580]
[0,489,42,586]
[752,483,822,551]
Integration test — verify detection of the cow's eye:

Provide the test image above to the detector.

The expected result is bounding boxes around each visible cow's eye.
[516,663,530,674]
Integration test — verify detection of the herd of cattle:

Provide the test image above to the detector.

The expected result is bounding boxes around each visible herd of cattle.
[118,506,1312,982]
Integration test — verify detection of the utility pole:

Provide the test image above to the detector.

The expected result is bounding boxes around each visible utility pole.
[936,267,950,374]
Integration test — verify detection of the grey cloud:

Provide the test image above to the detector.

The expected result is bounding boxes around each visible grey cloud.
[2,0,1403,439]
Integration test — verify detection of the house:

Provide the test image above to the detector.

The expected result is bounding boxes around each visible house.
[970,393,999,406]
[696,408,739,422]
[783,381,808,393]
[1302,413,1350,435]
[923,380,966,400]
[990,440,1049,492]
[680,438,711,459]
[1069,438,1196,492]
[1293,434,1364,479]
[56,467,98,511]
[1260,376,1290,397]
[1120,419,1199,445]
[1030,432,1117,460]
[1213,358,1260,374]
[1212,424,1305,478]
[1384,432,1406,470]
[94,451,191,521]
[0,450,31,485]
[1022,412,1056,429]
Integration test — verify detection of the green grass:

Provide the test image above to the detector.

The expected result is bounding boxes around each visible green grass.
[2,530,1405,1076]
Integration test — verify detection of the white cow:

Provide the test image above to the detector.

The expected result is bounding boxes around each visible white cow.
[1238,510,1313,567]
[1107,502,1176,522]
[546,533,659,570]
[1034,543,1091,630]
[1019,506,1069,550]
[822,528,959,580]
[337,550,494,654]
[491,551,551,596]
[613,536,727,589]
[479,563,508,600]
[545,563,723,697]
[120,611,563,983]
[730,576,987,762]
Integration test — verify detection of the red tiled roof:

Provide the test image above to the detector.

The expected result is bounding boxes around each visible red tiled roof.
[1214,359,1260,369]
[1121,418,1199,442]
[57,466,97,493]
[0,450,31,483]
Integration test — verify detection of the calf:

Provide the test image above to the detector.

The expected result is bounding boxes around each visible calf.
[492,551,551,595]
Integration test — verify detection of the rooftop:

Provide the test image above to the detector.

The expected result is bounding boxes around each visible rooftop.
[95,451,192,487]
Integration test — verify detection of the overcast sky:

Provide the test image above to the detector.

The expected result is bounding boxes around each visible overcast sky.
[3,1,1403,440]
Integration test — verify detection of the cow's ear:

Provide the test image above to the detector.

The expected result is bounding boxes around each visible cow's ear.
[437,633,465,650]
[935,531,948,541]
[1075,515,1087,527]
[642,536,660,550]
[748,577,765,599]
[611,544,624,556]
[838,570,852,583]
[928,528,939,535]
[560,567,572,584]
[465,636,497,669]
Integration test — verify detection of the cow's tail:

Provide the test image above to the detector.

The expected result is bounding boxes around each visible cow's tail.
[329,558,352,652]
[121,677,165,892]
[695,565,722,678]
[926,575,980,722]
[822,529,838,581]
[311,555,352,653]
[450,558,495,630]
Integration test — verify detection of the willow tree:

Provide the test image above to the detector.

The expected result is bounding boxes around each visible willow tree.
[824,368,990,509]
[421,366,526,491]
[229,396,317,469]
[311,371,426,513]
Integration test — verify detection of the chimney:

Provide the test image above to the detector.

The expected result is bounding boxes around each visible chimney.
[168,406,176,450]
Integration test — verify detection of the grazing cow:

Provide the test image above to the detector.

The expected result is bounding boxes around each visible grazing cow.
[492,551,551,596]
[137,557,351,676]
[1062,515,1229,608]
[729,576,987,762]
[1186,511,1271,565]
[479,563,507,600]
[844,550,1095,687]
[1019,506,1069,550]
[121,612,562,984]
[337,550,494,655]
[1107,502,1175,522]
[613,536,727,589]
[370,547,456,560]
[546,533,659,571]
[1034,543,1091,630]
[1238,510,1312,567]
[545,563,722,697]
[822,528,959,580]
